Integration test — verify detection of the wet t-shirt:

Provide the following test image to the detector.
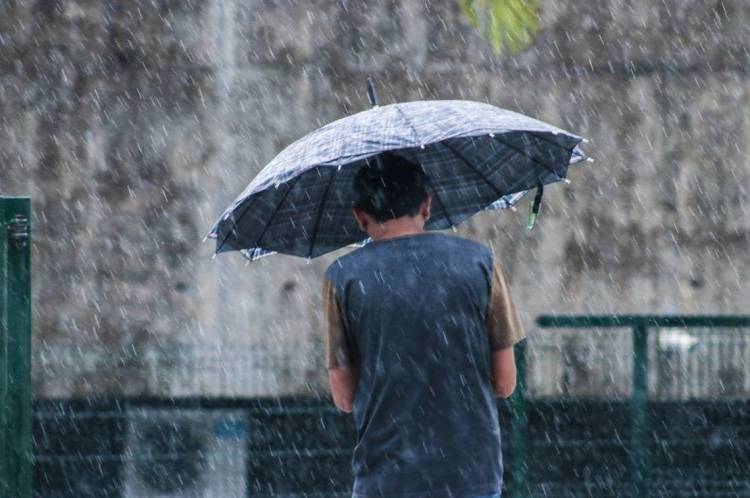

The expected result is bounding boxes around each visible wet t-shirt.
[323,232,525,498]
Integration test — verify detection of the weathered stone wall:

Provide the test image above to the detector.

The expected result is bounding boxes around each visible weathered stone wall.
[2,0,748,398]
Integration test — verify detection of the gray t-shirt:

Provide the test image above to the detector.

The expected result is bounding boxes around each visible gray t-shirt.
[323,232,525,498]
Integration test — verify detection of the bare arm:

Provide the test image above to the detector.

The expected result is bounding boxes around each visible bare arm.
[486,258,524,398]
[323,277,360,413]
[490,346,517,398]
[328,366,360,413]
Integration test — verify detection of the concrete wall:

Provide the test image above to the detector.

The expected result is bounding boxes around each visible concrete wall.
[2,0,748,397]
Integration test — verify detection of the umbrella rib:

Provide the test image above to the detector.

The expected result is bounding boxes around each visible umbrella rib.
[252,173,303,252]
[393,104,421,144]
[307,166,338,258]
[528,131,582,155]
[423,174,455,227]
[491,134,561,178]
[441,141,505,197]
[215,194,261,255]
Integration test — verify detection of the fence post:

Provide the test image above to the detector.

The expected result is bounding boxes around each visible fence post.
[630,321,649,497]
[0,197,32,498]
[509,340,528,498]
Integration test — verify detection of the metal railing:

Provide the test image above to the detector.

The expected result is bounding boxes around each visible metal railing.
[25,312,750,497]
[520,314,750,498]
[524,325,750,399]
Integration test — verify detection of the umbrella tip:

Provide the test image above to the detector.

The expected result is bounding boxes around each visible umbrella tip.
[366,77,379,107]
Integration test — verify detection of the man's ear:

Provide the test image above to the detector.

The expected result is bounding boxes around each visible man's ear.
[352,208,369,233]
[421,194,432,221]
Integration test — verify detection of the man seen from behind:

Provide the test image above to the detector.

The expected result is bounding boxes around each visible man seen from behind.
[323,152,526,498]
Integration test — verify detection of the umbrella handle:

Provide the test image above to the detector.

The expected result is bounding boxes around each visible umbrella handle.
[367,78,379,107]
[527,181,544,230]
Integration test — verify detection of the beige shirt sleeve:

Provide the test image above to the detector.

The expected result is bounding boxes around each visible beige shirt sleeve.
[486,259,526,350]
[323,277,359,369]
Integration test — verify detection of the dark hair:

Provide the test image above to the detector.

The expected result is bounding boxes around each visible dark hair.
[352,152,429,222]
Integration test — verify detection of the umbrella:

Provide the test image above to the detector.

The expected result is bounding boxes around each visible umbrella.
[207,81,589,260]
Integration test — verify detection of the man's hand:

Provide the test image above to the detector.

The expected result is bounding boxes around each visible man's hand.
[328,366,360,413]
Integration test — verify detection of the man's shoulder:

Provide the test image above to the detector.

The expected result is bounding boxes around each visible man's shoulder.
[438,233,493,260]
[324,257,344,283]
[324,232,493,280]
[324,245,368,282]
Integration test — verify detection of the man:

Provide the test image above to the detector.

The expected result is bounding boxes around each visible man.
[323,152,525,498]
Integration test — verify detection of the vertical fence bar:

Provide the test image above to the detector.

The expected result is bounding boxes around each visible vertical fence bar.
[535,315,750,497]
[1,197,32,498]
[630,321,649,498]
[509,340,528,498]
[0,198,6,497]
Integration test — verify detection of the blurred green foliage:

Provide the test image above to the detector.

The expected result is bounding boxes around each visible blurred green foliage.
[459,0,540,55]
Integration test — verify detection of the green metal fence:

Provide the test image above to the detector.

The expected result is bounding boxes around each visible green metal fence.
[512,314,750,498]
[25,314,750,497]
[0,197,32,498]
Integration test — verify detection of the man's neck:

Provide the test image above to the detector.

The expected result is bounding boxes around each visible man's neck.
[369,217,425,242]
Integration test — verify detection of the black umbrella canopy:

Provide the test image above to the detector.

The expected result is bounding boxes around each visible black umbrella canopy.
[207,99,588,260]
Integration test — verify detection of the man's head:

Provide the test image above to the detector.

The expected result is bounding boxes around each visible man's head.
[351,152,432,236]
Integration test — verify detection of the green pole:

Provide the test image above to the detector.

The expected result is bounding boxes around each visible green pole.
[0,198,5,496]
[535,314,750,497]
[509,340,528,498]
[630,321,649,497]
[0,197,32,498]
